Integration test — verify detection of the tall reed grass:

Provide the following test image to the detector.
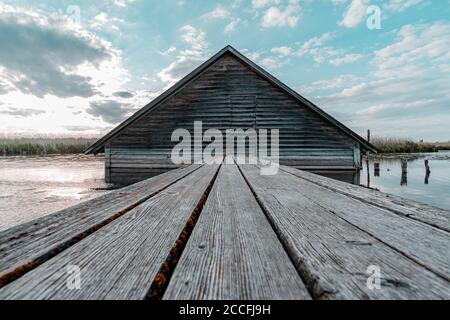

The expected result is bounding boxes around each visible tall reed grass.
[1,136,448,156]
[0,137,97,156]
[371,138,448,154]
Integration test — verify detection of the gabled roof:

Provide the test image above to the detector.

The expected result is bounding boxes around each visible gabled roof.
[85,45,377,154]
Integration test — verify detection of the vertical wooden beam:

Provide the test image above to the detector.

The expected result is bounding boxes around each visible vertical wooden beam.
[353,142,361,170]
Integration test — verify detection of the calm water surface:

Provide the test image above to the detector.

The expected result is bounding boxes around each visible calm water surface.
[360,151,450,211]
[0,155,109,231]
[0,152,449,231]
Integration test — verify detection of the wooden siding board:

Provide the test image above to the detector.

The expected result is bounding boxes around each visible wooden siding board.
[107,55,356,184]
[85,47,376,155]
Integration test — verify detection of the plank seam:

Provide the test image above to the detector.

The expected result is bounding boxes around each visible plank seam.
[145,163,222,300]
[279,166,450,233]
[235,164,320,300]
[0,165,204,289]
[278,166,450,283]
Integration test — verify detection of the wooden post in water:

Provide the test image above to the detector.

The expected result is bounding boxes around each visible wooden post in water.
[401,160,408,186]
[374,162,380,177]
[425,160,431,185]
[365,129,371,188]
[401,160,408,173]
[425,160,431,173]
[366,157,371,188]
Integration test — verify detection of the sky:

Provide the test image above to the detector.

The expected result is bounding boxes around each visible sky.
[0,0,449,141]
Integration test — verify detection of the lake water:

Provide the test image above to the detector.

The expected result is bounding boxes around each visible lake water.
[359,151,450,211]
[0,155,109,231]
[0,152,449,231]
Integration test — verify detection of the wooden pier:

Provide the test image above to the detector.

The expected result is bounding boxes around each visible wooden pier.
[0,163,449,300]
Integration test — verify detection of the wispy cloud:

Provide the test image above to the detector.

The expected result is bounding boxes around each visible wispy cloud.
[339,0,368,28]
[157,25,209,85]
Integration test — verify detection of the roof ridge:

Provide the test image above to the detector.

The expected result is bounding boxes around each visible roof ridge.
[85,46,376,154]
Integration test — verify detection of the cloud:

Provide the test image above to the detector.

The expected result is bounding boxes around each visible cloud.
[203,5,230,19]
[271,46,292,56]
[111,0,136,8]
[240,49,262,62]
[113,91,134,98]
[87,100,129,124]
[179,25,208,52]
[311,22,450,140]
[260,56,287,69]
[0,107,45,117]
[384,0,425,12]
[0,72,13,94]
[373,23,450,76]
[297,74,361,94]
[297,33,334,56]
[330,53,364,66]
[339,0,367,28]
[157,25,209,85]
[252,0,271,9]
[0,4,121,98]
[296,33,362,66]
[158,46,177,56]
[224,18,241,34]
[296,33,340,64]
[261,1,302,28]
[90,12,126,33]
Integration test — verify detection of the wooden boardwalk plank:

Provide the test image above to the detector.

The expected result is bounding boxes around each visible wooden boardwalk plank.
[239,164,450,300]
[279,167,450,280]
[280,165,450,232]
[163,164,311,300]
[0,164,219,300]
[0,165,201,289]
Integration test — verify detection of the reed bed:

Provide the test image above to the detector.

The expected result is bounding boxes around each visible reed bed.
[0,137,98,156]
[371,138,449,154]
[1,136,448,156]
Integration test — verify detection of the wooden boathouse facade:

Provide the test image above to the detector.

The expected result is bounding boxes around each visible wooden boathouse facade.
[86,46,376,185]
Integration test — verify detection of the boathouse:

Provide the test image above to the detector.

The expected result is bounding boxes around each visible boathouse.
[86,45,376,185]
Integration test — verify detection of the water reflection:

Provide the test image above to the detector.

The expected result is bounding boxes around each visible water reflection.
[314,151,450,211]
[310,170,360,185]
[424,160,431,185]
[425,170,431,185]
[0,155,109,231]
[374,163,380,177]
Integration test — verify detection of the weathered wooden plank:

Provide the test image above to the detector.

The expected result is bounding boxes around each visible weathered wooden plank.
[280,165,450,232]
[0,165,201,288]
[0,164,220,300]
[277,166,450,280]
[164,164,311,300]
[238,164,450,299]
